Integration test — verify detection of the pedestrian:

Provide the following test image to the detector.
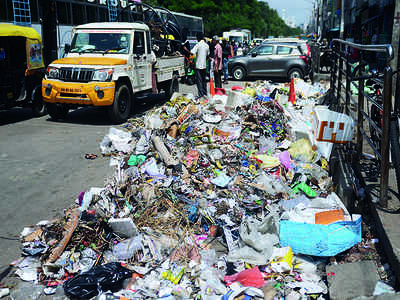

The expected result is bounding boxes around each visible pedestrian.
[222,38,232,84]
[151,45,159,94]
[232,41,238,56]
[236,43,243,56]
[212,35,222,88]
[191,32,209,99]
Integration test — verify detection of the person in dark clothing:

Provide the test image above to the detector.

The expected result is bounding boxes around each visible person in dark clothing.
[222,38,232,84]
[212,36,223,89]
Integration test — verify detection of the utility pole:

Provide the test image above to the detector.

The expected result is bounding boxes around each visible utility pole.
[340,0,344,39]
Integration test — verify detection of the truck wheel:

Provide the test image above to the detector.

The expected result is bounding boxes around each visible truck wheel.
[165,75,179,99]
[31,89,46,117]
[232,66,246,80]
[47,103,69,120]
[108,84,131,124]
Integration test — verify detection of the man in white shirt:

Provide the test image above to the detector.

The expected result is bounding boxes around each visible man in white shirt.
[191,32,209,99]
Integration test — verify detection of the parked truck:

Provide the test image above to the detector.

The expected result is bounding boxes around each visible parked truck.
[42,22,185,123]
[223,29,251,45]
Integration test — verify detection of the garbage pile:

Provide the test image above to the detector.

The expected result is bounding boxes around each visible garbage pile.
[8,80,393,299]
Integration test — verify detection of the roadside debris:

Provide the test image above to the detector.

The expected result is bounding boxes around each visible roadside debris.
[5,79,398,299]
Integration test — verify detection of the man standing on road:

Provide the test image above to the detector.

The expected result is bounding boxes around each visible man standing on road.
[213,36,222,88]
[191,32,209,99]
[222,38,232,84]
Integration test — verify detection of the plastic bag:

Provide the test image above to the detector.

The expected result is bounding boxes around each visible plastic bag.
[288,138,316,163]
[63,262,133,299]
[112,236,143,260]
[100,128,132,154]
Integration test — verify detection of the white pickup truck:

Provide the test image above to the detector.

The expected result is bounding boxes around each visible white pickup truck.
[42,22,185,123]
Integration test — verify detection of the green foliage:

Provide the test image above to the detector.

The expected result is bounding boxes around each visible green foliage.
[152,0,302,38]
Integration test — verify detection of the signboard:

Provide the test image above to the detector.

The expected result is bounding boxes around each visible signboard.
[26,39,44,69]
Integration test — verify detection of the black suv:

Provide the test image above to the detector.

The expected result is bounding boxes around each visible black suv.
[228,40,311,81]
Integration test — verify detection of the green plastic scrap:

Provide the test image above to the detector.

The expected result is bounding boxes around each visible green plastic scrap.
[165,188,178,203]
[128,154,146,166]
[291,181,317,198]
[125,200,134,212]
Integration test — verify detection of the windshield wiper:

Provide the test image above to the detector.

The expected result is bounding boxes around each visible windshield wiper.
[78,48,98,54]
[102,47,125,55]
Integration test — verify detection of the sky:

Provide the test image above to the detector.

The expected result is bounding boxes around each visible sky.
[264,0,314,26]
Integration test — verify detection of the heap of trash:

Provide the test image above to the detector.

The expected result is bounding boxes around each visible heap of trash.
[7,79,396,299]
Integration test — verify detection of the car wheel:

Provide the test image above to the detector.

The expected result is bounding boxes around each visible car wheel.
[108,84,132,124]
[232,66,246,81]
[288,68,303,80]
[47,103,69,120]
[31,88,46,117]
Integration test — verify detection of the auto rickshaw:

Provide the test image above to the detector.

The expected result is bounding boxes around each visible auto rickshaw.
[0,24,46,116]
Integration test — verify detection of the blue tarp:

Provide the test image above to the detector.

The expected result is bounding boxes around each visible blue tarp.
[280,216,362,257]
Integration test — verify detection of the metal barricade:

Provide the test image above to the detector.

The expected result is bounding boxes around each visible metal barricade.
[330,39,394,207]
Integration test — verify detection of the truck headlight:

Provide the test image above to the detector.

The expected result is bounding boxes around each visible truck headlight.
[46,67,59,79]
[92,69,113,82]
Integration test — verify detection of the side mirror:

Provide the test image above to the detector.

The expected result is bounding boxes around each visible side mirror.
[63,44,70,57]
[135,45,144,57]
[251,51,257,57]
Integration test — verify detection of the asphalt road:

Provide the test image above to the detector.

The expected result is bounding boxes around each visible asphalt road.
[0,79,243,275]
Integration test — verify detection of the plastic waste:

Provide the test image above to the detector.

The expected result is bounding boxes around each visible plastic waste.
[112,236,143,260]
[127,154,146,166]
[109,218,138,238]
[100,128,132,154]
[63,262,133,299]
[228,215,279,265]
[270,246,293,273]
[200,249,217,267]
[78,248,98,273]
[145,113,163,129]
[224,267,264,288]
[288,138,316,162]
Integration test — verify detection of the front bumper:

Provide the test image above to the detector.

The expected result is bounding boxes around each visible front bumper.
[42,80,115,106]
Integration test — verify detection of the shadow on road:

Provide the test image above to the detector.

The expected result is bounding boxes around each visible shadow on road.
[45,93,169,126]
[0,108,41,126]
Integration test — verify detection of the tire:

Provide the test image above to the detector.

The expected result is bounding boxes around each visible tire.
[232,66,246,81]
[108,84,132,124]
[31,88,46,117]
[47,103,69,120]
[288,68,303,80]
[165,75,179,99]
[187,75,195,86]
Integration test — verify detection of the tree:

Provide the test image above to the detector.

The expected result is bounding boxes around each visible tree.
[154,0,301,38]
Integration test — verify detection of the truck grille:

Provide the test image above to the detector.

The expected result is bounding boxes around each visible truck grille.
[59,68,94,82]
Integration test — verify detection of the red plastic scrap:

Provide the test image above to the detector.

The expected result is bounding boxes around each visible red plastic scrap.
[224,267,265,288]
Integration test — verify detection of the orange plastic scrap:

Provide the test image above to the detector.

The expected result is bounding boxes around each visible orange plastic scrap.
[315,209,344,225]
[46,208,80,263]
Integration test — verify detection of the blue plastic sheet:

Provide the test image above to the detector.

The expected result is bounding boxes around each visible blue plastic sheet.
[280,216,361,257]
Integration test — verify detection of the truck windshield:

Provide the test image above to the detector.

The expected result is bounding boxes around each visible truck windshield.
[70,32,131,54]
[230,36,242,44]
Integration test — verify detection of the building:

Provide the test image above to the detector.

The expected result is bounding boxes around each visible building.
[312,0,395,46]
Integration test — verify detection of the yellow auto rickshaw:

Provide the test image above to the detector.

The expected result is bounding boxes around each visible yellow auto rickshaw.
[0,24,46,116]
